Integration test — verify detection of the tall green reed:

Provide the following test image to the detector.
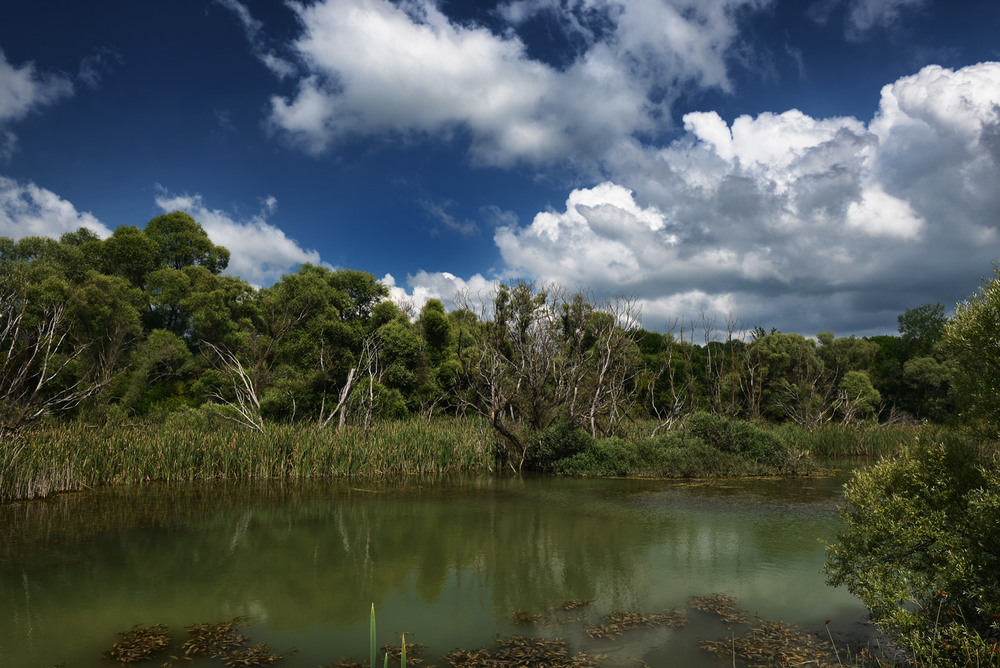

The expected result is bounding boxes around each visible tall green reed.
[0,417,498,502]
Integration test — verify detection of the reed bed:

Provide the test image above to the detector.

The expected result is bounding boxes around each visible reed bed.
[0,417,499,502]
[623,418,982,461]
[769,422,977,458]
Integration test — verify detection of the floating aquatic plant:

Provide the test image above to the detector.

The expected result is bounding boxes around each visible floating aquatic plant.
[689,593,750,624]
[103,623,171,664]
[443,636,605,667]
[585,609,687,639]
[699,619,838,668]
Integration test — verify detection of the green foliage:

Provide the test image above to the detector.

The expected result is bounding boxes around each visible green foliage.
[532,420,594,472]
[838,370,881,420]
[0,418,498,501]
[418,298,453,367]
[898,302,947,358]
[824,436,1000,664]
[552,436,638,476]
[100,225,160,287]
[945,262,1000,436]
[144,211,229,273]
[683,412,786,466]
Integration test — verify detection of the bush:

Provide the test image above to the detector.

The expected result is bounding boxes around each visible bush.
[684,412,786,466]
[635,434,733,477]
[824,436,1000,665]
[552,437,639,476]
[532,419,594,472]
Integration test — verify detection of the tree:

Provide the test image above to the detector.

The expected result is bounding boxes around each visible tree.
[824,437,999,663]
[944,262,1000,435]
[0,269,117,435]
[144,211,229,273]
[455,282,641,471]
[100,225,160,288]
[898,302,947,358]
[418,298,452,367]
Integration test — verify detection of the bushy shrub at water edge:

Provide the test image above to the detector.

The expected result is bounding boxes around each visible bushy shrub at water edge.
[824,435,1000,665]
[684,412,787,466]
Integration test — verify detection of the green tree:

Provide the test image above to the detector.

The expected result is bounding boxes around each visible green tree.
[100,225,160,288]
[824,437,1000,663]
[144,211,229,273]
[944,262,1000,435]
[838,370,881,421]
[0,267,121,434]
[417,298,452,367]
[456,282,641,471]
[898,302,947,358]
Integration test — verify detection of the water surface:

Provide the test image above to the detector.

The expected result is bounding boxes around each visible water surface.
[0,473,868,666]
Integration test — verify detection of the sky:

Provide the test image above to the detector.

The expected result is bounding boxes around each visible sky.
[1,0,999,337]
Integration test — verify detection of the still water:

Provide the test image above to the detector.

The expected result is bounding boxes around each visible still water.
[0,473,869,667]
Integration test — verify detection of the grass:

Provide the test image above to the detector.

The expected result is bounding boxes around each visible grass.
[3,411,986,503]
[769,421,988,459]
[0,416,499,502]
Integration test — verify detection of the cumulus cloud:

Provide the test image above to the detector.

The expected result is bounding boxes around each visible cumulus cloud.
[0,176,111,240]
[0,48,74,157]
[491,62,1000,335]
[268,0,770,165]
[381,270,499,316]
[154,190,321,286]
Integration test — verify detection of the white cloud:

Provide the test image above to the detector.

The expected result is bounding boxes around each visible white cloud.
[0,176,111,240]
[214,0,296,78]
[269,0,770,165]
[846,0,926,36]
[491,62,1000,335]
[153,190,321,286]
[496,182,679,287]
[381,270,498,316]
[0,48,74,158]
[0,176,110,240]
[845,186,922,239]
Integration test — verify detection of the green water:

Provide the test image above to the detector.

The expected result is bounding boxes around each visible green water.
[0,473,869,667]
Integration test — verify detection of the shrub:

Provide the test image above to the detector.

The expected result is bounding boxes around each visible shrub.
[824,436,1000,665]
[552,436,638,476]
[635,434,732,477]
[683,412,786,466]
[532,419,594,472]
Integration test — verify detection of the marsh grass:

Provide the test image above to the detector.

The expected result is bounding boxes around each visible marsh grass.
[1,417,498,502]
[620,419,934,460]
[770,422,988,459]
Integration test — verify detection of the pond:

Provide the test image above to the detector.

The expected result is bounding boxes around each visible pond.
[0,472,870,667]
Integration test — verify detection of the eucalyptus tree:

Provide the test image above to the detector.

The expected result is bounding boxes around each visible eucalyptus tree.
[144,211,229,273]
[195,264,390,431]
[99,225,160,288]
[455,282,642,472]
[0,263,134,435]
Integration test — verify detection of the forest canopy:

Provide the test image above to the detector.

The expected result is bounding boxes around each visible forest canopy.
[0,213,980,448]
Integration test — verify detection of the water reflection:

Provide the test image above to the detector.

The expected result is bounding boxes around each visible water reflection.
[0,473,865,667]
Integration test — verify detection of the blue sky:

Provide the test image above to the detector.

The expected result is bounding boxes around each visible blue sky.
[2,0,999,336]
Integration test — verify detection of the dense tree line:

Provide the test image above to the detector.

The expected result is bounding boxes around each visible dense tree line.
[0,212,986,448]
